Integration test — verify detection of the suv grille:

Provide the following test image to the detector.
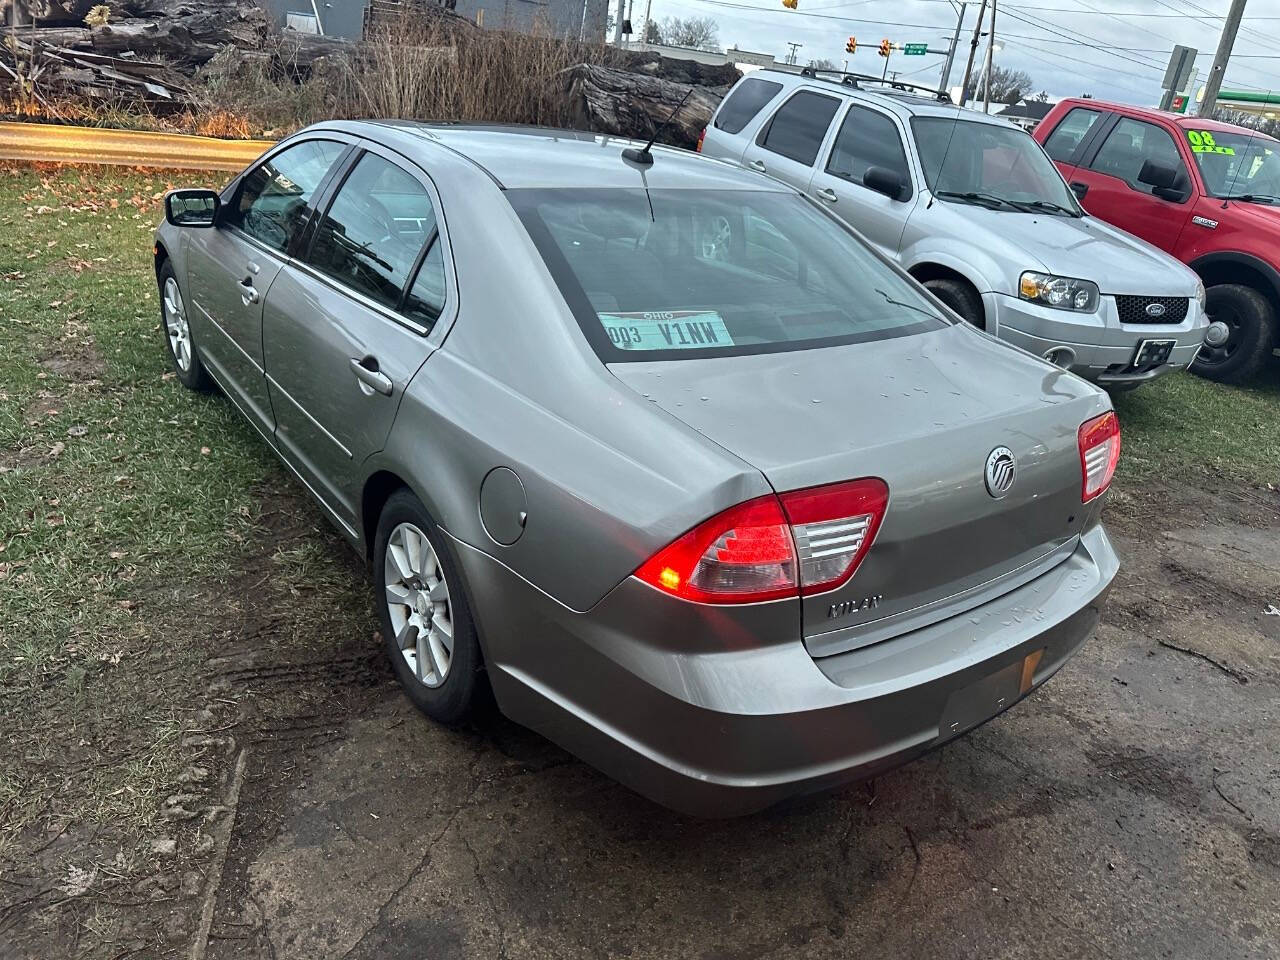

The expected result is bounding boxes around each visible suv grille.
[1115,295,1189,325]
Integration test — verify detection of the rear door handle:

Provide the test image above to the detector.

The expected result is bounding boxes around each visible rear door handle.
[349,357,393,397]
[749,159,766,171]
[816,187,838,203]
[1069,181,1089,200]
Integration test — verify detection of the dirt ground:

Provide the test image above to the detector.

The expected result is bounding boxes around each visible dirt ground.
[4,472,1277,959]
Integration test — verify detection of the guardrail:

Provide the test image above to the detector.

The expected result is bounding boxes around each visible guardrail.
[0,122,275,171]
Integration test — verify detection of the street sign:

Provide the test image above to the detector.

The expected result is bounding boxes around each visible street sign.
[1162,45,1197,94]
[903,43,928,55]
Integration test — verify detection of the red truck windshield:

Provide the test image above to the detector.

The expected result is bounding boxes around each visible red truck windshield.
[1185,127,1280,200]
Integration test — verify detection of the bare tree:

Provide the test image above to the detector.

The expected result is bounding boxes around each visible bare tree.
[964,64,1034,105]
[655,15,720,52]
[807,57,837,71]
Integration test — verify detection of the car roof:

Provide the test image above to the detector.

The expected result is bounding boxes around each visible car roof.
[1054,97,1280,141]
[318,120,795,192]
[751,68,1019,128]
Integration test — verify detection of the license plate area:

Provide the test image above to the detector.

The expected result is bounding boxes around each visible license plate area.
[939,649,1044,739]
[1131,338,1176,371]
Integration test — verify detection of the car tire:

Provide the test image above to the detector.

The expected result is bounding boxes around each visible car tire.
[158,260,214,392]
[1192,283,1276,384]
[374,488,484,725]
[923,277,985,329]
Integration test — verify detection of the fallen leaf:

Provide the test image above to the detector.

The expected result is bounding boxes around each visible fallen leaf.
[67,424,87,437]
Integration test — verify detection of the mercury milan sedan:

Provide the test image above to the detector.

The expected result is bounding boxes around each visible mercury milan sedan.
[155,122,1120,816]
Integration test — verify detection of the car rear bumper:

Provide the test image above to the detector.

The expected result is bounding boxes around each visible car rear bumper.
[450,523,1119,817]
[987,293,1207,383]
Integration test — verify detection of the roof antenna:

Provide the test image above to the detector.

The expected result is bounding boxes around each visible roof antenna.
[623,88,694,166]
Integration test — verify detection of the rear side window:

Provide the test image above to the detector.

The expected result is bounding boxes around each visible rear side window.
[1043,108,1103,163]
[759,91,841,166]
[826,104,912,196]
[714,78,784,134]
[227,139,345,253]
[1089,117,1185,194]
[306,153,436,311]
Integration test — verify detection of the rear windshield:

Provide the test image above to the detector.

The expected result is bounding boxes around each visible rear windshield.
[508,188,948,362]
[714,77,783,134]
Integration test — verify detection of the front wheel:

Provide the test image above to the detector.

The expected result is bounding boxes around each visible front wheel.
[1191,283,1276,384]
[374,489,484,724]
[922,277,985,329]
[158,260,213,392]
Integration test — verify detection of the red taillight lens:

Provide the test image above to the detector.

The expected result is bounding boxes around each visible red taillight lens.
[635,478,888,604]
[1078,411,1120,502]
[696,127,706,152]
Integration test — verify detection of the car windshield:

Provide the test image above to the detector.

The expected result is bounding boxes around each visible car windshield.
[508,188,948,362]
[912,117,1081,214]
[1185,127,1280,200]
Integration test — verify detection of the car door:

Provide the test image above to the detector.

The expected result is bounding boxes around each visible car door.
[1040,105,1108,184]
[1069,116,1194,253]
[807,101,914,256]
[261,144,451,528]
[739,88,842,194]
[184,138,348,433]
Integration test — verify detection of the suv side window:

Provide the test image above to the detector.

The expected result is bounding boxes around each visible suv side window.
[714,78,784,134]
[306,153,437,312]
[226,139,345,254]
[758,91,841,166]
[1043,108,1103,163]
[1090,117,1186,195]
[825,104,912,197]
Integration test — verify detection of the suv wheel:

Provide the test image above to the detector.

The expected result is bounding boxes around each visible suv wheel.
[923,278,985,329]
[1192,283,1276,384]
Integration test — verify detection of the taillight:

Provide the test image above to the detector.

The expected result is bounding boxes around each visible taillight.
[696,127,706,152]
[635,478,888,604]
[1078,411,1120,502]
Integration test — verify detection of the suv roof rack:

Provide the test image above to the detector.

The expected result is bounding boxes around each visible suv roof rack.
[792,67,953,104]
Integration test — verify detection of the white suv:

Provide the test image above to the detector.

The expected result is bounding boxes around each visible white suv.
[700,68,1209,388]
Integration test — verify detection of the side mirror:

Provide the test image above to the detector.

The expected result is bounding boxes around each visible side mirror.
[1137,160,1178,190]
[165,189,220,228]
[863,165,906,201]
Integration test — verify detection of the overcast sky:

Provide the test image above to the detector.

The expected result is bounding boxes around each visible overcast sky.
[624,0,1280,104]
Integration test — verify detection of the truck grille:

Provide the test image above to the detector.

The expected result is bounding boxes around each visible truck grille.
[1115,295,1189,325]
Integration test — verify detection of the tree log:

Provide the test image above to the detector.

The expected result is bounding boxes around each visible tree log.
[88,5,271,66]
[561,63,723,150]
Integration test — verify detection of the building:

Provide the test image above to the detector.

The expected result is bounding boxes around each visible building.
[624,41,779,72]
[265,0,609,41]
[989,98,1057,132]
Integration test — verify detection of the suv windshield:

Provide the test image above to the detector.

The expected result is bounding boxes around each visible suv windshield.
[912,117,1081,215]
[1186,128,1280,200]
[508,188,948,362]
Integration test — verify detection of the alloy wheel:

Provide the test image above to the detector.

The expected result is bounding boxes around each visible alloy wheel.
[163,276,193,372]
[384,522,454,689]
[1197,304,1241,367]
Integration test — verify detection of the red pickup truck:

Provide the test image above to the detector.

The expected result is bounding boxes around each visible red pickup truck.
[1035,99,1280,383]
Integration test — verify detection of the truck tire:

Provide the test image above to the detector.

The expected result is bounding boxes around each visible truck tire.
[1192,283,1276,384]
[923,277,985,329]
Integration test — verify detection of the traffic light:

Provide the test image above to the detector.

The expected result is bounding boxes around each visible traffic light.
[879,38,892,57]
[781,0,798,8]
[845,36,856,54]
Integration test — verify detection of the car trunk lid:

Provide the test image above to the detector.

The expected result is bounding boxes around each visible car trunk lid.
[608,325,1109,655]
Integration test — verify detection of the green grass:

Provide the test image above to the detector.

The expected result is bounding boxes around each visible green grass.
[1111,368,1280,486]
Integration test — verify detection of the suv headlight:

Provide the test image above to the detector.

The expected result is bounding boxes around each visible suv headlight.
[1019,272,1100,313]
[1194,277,1207,312]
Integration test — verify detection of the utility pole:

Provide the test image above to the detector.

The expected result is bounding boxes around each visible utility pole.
[958,0,989,107]
[641,0,653,46]
[940,2,966,94]
[1199,0,1247,116]
[786,41,803,65]
[613,0,625,45]
[982,0,997,113]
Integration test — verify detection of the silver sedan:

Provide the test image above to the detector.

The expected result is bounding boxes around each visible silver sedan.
[154,123,1120,816]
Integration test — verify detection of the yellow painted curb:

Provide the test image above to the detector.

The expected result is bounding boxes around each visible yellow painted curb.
[0,122,275,172]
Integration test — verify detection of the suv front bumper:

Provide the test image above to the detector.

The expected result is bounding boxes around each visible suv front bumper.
[986,292,1208,385]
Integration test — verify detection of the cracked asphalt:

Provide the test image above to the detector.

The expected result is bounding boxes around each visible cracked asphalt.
[199,486,1280,960]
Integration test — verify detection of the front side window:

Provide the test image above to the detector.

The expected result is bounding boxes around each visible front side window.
[1182,127,1280,201]
[227,139,345,253]
[912,117,1081,214]
[714,78,784,134]
[1042,108,1103,163]
[508,188,948,362]
[1089,118,1185,194]
[759,91,841,166]
[306,153,437,311]
[826,105,912,196]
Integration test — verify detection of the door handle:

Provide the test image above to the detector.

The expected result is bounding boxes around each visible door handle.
[749,159,766,171]
[239,277,259,305]
[349,357,393,397]
[817,187,838,203]
[1069,181,1089,200]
